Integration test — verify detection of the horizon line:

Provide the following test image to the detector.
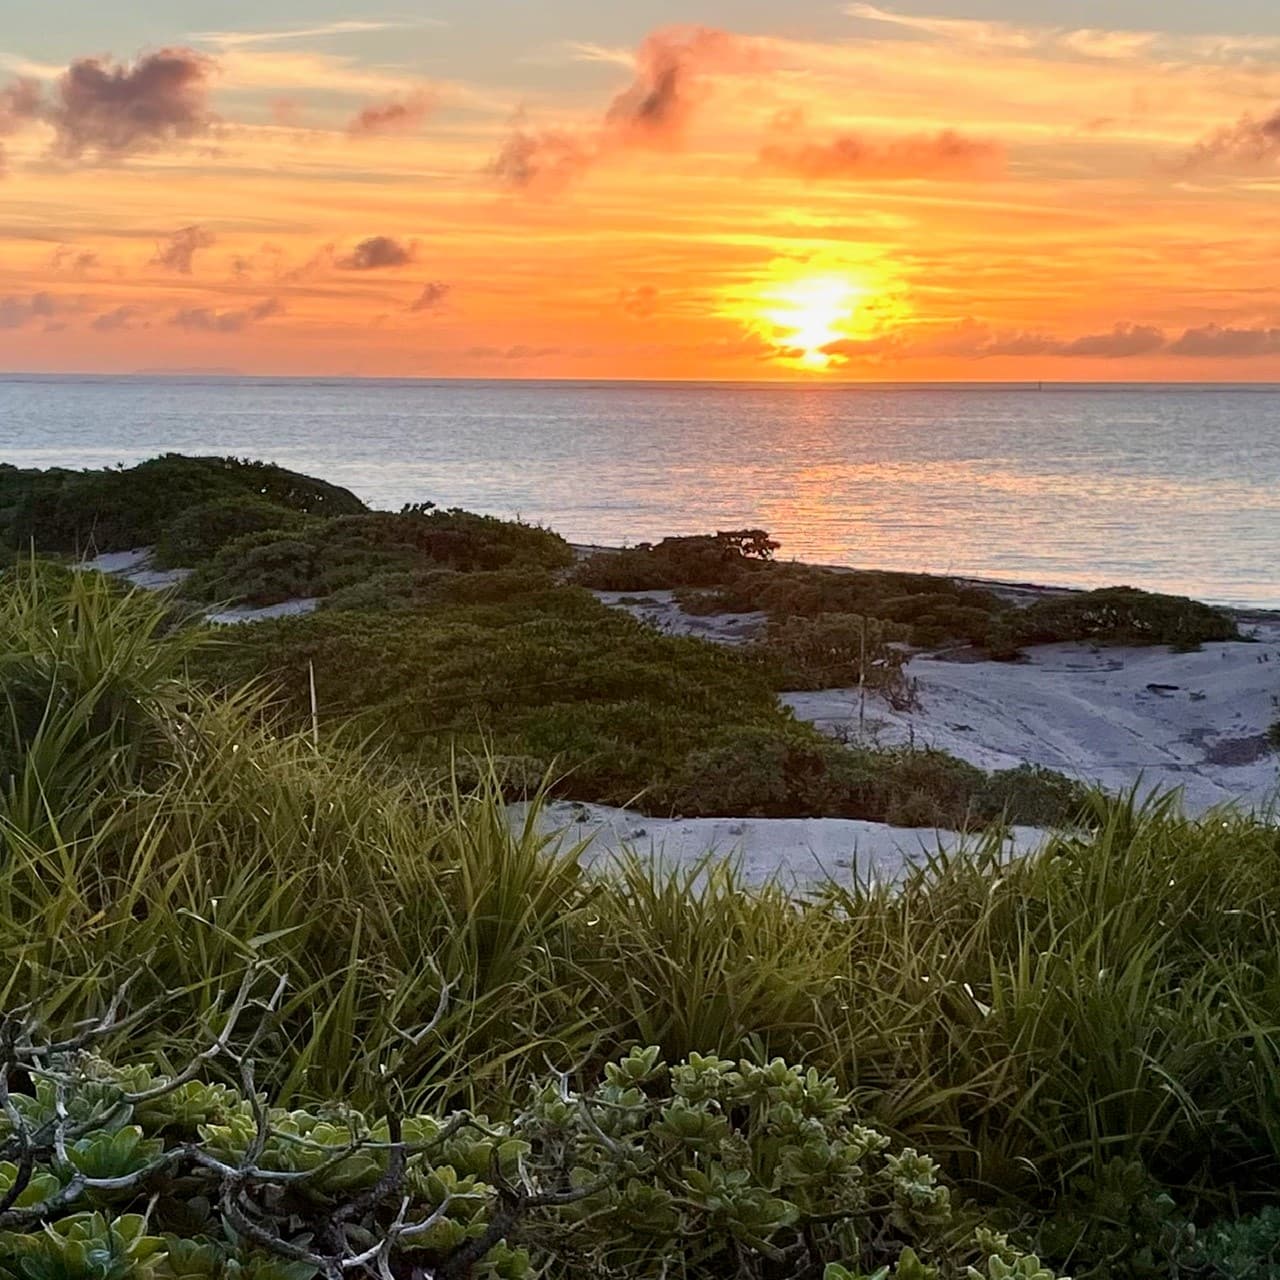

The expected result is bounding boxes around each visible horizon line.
[6,371,1280,390]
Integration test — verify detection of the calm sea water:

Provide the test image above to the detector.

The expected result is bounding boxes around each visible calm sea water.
[2,376,1278,607]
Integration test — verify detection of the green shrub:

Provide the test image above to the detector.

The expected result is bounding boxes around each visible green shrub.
[752,612,912,695]
[1013,586,1239,651]
[0,1027,1058,1280]
[0,455,365,554]
[573,529,776,591]
[154,494,311,567]
[185,510,572,606]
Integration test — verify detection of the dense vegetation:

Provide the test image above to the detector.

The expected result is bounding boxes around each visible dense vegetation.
[194,588,1087,825]
[0,454,365,555]
[2,567,1279,1278]
[575,534,1241,656]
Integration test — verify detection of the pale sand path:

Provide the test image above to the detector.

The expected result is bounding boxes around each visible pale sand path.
[77,548,319,625]
[514,800,1048,893]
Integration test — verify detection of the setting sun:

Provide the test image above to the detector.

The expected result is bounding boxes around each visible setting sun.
[760,275,869,368]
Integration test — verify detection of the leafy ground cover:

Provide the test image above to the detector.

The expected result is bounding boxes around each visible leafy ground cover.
[1,566,1278,1278]
[574,535,1241,656]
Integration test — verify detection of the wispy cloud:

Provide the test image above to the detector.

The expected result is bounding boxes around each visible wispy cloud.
[192,20,435,49]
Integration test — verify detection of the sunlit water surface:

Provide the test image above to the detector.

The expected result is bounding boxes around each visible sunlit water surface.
[3,376,1277,607]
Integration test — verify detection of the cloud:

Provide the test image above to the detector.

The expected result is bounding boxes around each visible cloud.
[488,128,595,191]
[851,319,1170,362]
[0,77,41,134]
[91,304,147,331]
[972,322,1167,358]
[1185,108,1280,169]
[604,26,753,148]
[347,89,434,136]
[192,20,422,48]
[491,24,758,191]
[760,129,1003,180]
[0,291,78,329]
[1168,324,1280,357]
[337,235,414,270]
[170,297,281,332]
[465,344,563,360]
[152,224,216,274]
[0,76,42,173]
[1058,323,1166,357]
[49,246,99,274]
[409,281,449,311]
[40,47,216,161]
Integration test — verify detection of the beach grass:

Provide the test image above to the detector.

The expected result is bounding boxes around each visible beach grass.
[3,563,1279,1277]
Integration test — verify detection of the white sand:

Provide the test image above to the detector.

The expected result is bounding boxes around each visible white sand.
[516,799,1047,892]
[76,548,317,625]
[77,548,191,591]
[785,626,1280,815]
[591,589,766,645]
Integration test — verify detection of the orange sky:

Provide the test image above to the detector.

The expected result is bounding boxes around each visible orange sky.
[4,4,1280,379]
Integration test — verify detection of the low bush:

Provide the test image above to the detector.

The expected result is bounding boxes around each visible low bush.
[0,1022,1059,1280]
[154,493,312,566]
[0,454,365,554]
[1013,587,1239,651]
[185,509,573,606]
[753,612,913,696]
[572,529,777,591]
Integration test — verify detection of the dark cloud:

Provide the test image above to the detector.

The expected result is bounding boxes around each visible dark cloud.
[409,281,450,311]
[1168,324,1280,358]
[1185,108,1280,169]
[47,47,217,161]
[1059,323,1166,358]
[152,224,215,274]
[92,304,147,331]
[337,236,414,270]
[490,25,756,192]
[0,291,77,329]
[488,128,595,192]
[760,129,1003,181]
[701,333,805,362]
[936,322,1167,359]
[50,246,100,274]
[820,334,907,361]
[170,297,281,333]
[620,285,658,319]
[605,26,753,147]
[348,90,434,136]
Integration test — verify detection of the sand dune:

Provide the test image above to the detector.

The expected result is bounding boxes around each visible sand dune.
[786,628,1280,815]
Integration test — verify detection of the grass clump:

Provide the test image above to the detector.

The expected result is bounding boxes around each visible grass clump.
[0,454,365,554]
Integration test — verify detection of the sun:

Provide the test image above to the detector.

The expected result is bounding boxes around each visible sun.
[759,274,869,369]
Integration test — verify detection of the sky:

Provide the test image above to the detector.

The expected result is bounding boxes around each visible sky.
[3,1,1280,379]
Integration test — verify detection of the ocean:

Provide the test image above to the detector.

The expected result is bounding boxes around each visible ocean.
[2,375,1277,607]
